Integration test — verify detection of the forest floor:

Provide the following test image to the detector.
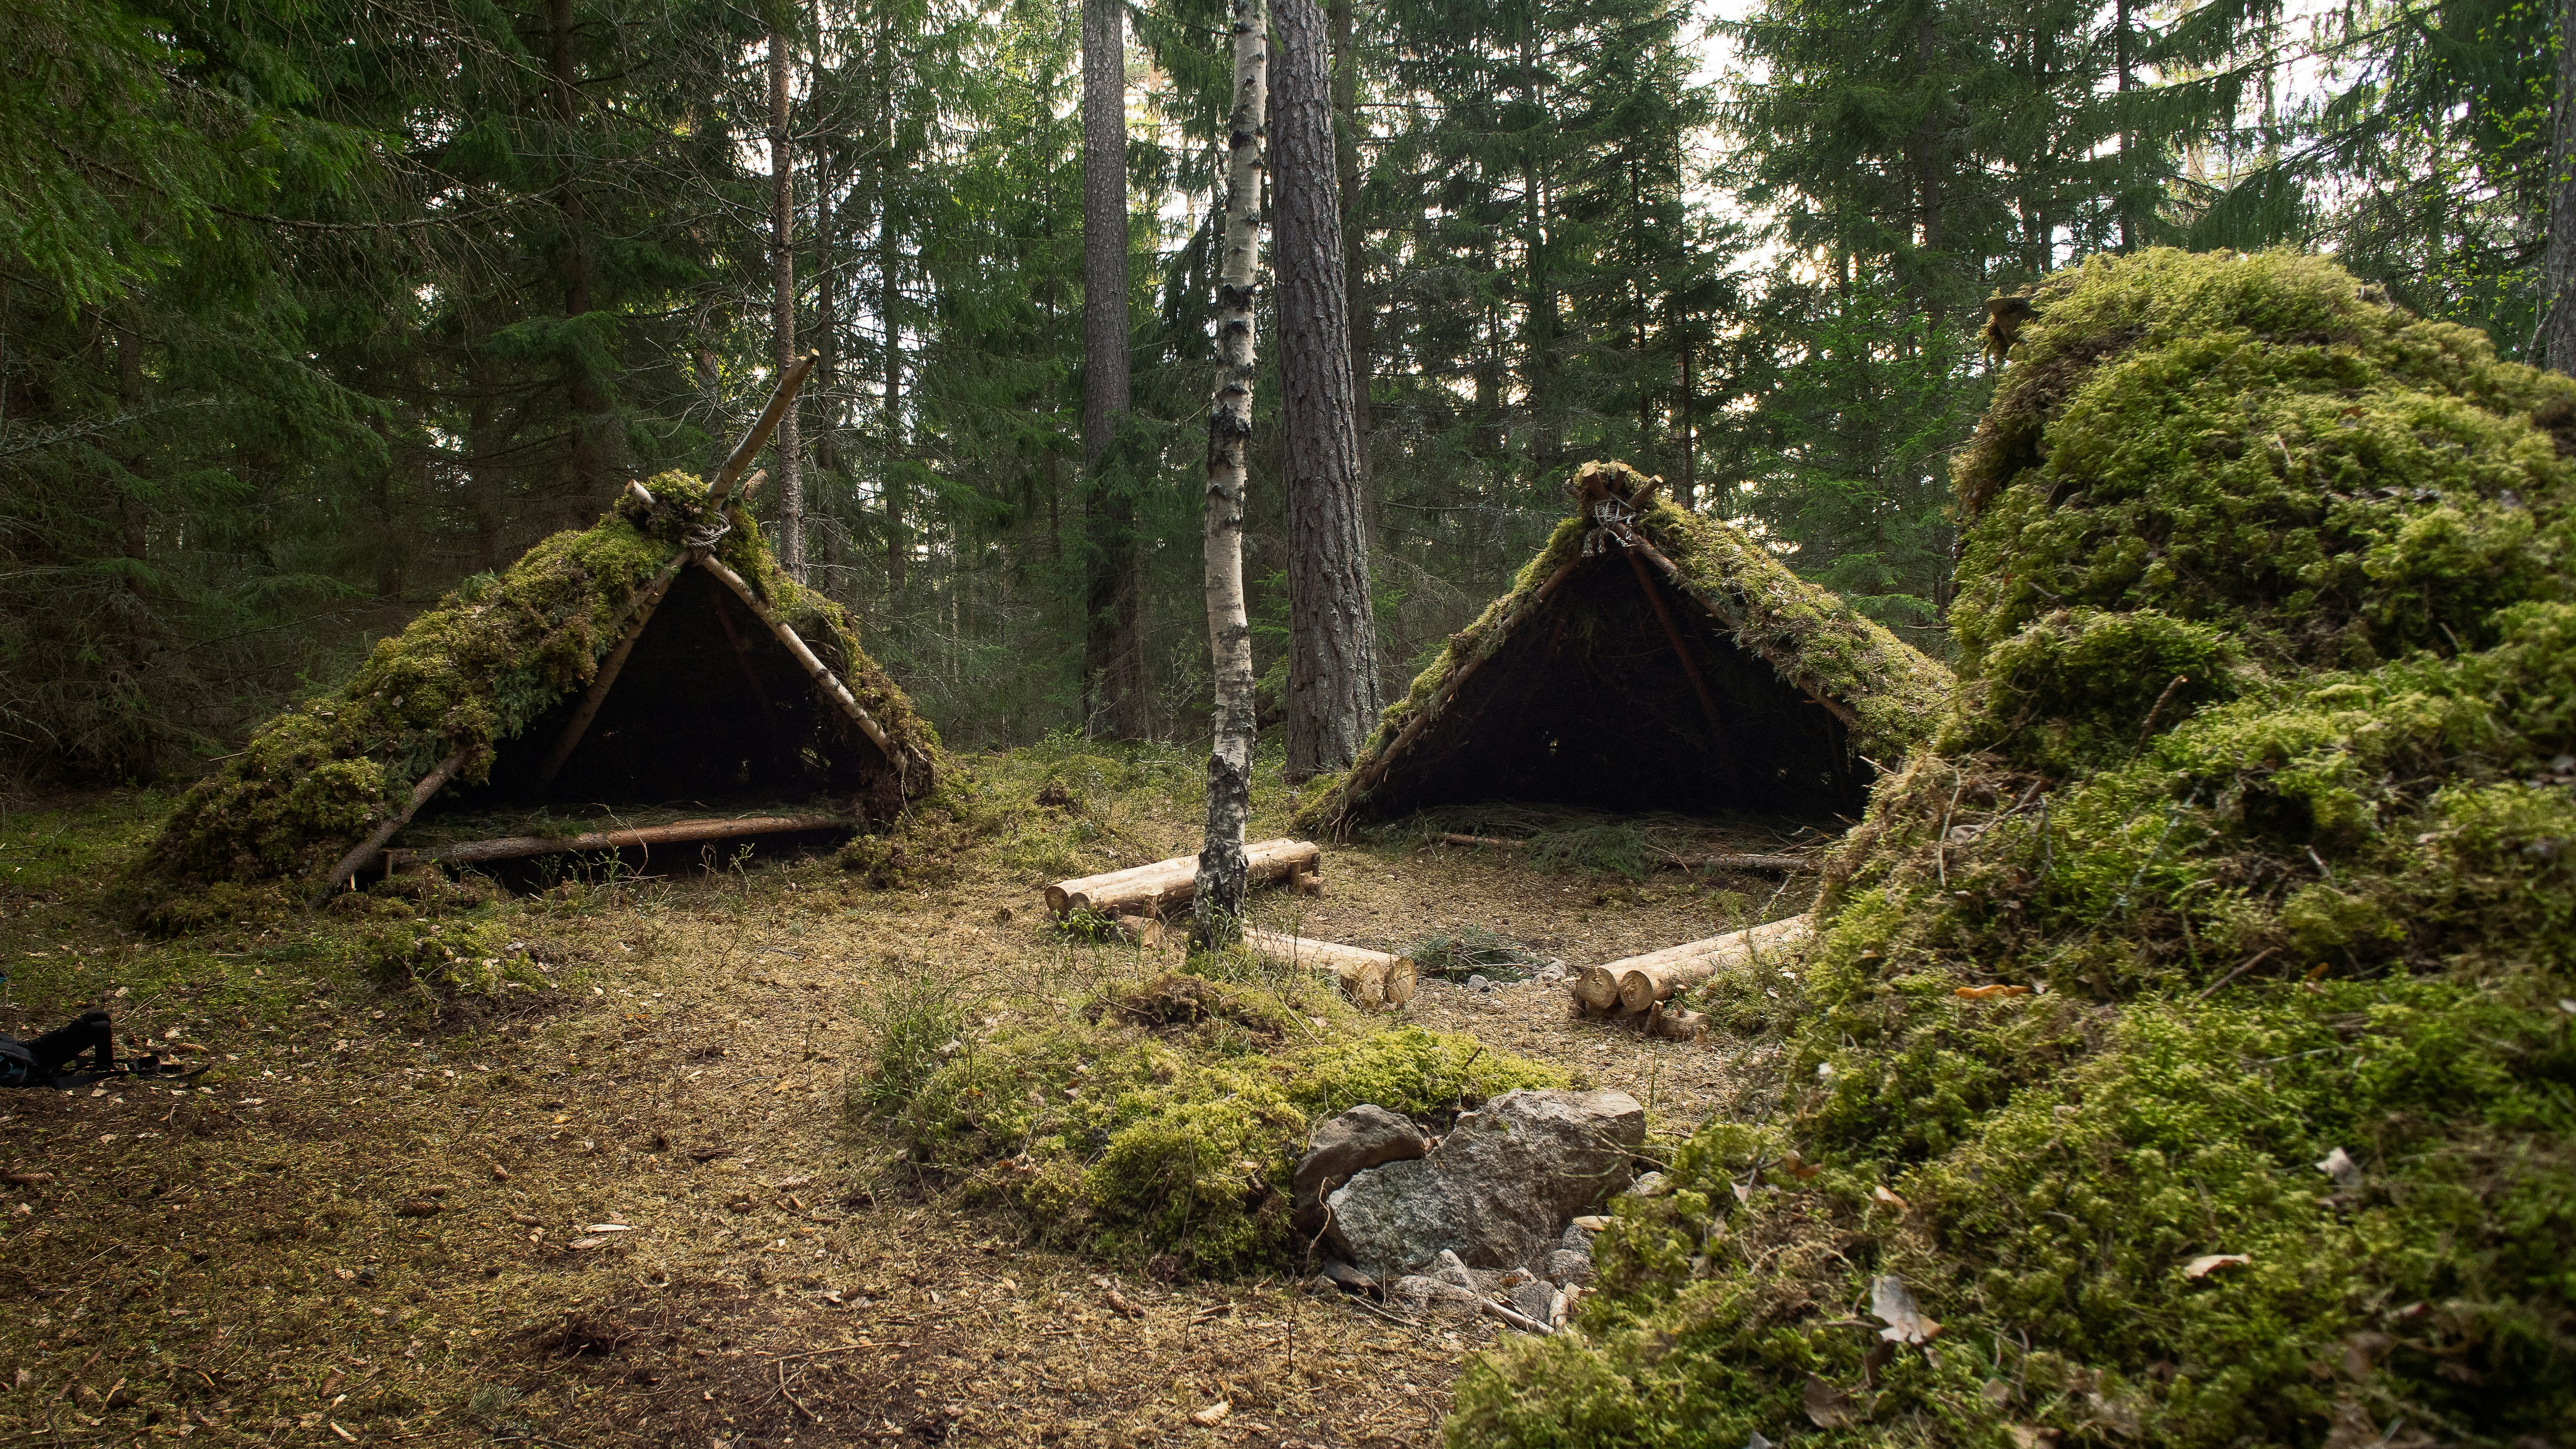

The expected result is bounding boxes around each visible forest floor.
[0,745,1822,1449]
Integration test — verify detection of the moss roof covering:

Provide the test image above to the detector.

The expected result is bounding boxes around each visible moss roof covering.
[1299,460,1955,827]
[1453,252,2576,1447]
[139,472,942,891]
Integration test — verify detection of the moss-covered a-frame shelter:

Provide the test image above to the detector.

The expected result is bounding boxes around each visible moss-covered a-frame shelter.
[142,459,941,899]
[1303,461,1952,829]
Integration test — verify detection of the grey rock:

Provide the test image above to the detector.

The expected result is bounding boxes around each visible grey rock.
[1292,1104,1431,1236]
[1387,1275,1482,1316]
[1325,1088,1646,1277]
[1465,973,1491,991]
[1561,1222,1594,1250]
[1510,1279,1558,1324]
[1624,1170,1670,1198]
[1546,1248,1594,1286]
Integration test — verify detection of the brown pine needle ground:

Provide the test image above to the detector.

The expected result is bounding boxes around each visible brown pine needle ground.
[0,758,1815,1448]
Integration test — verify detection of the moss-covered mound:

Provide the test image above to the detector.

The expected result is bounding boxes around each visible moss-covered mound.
[139,473,943,894]
[1301,462,1954,826]
[864,969,1567,1276]
[1452,251,2576,1449]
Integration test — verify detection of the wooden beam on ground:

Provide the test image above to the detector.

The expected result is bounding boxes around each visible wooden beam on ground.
[1435,831,1809,874]
[693,554,907,780]
[710,353,818,504]
[1571,914,1814,1013]
[317,748,468,902]
[534,555,690,791]
[1046,838,1321,917]
[382,814,849,869]
[1241,928,1416,1009]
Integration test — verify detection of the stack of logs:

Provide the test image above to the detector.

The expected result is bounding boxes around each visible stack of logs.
[1043,839,1417,1009]
[1570,915,1813,1040]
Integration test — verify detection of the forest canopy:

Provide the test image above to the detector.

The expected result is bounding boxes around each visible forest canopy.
[2,0,2561,782]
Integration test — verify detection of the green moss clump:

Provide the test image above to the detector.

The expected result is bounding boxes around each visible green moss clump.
[1452,252,2576,1449]
[359,915,526,998]
[133,472,944,906]
[867,991,1564,1276]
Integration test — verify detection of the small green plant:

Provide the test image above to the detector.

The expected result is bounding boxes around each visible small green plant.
[1402,924,1551,980]
[850,965,970,1117]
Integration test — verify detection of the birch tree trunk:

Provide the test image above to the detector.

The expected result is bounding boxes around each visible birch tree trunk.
[2539,0,2576,372]
[1275,0,1380,781]
[768,25,806,580]
[1193,0,1269,951]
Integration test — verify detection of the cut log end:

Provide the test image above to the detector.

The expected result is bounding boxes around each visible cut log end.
[1573,964,1624,1010]
[1240,927,1409,1011]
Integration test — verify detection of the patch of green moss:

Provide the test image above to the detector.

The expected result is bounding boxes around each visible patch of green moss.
[133,472,945,910]
[1453,252,2576,1449]
[863,988,1564,1276]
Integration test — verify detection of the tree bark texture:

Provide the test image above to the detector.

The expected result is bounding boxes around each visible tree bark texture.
[1275,0,1381,781]
[769,27,806,581]
[2541,0,2576,372]
[879,19,907,591]
[1328,0,1372,519]
[1195,0,1269,949]
[1052,838,1317,918]
[1081,0,1149,738]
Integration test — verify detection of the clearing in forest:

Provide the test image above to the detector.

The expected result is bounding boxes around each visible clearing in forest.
[0,745,1813,1448]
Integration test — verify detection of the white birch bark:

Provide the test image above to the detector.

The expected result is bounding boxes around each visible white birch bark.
[1193,0,1269,950]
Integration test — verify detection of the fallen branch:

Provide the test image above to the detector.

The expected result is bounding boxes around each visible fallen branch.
[1432,832,1810,874]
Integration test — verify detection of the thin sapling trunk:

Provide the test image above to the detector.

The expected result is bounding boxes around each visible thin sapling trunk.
[1194,0,1269,951]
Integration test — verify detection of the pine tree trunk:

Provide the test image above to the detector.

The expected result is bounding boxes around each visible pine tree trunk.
[815,150,841,478]
[769,27,806,581]
[2541,0,2576,372]
[1328,0,1372,530]
[878,23,906,593]
[1194,0,1269,950]
[1275,0,1380,781]
[1082,0,1149,738]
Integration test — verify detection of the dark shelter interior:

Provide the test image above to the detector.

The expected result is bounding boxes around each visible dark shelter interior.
[1369,556,1870,818]
[433,567,900,820]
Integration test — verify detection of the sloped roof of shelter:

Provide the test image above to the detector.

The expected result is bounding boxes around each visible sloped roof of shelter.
[139,471,942,891]
[1301,461,1954,829]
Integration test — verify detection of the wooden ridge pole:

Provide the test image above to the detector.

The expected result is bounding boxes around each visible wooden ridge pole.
[693,553,907,779]
[317,747,469,901]
[711,353,818,505]
[533,554,690,791]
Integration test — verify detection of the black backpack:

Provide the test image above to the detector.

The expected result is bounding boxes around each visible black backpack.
[0,1036,39,1090]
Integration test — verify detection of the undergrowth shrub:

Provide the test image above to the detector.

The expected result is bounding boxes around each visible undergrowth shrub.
[858,976,1567,1277]
[1453,251,2576,1449]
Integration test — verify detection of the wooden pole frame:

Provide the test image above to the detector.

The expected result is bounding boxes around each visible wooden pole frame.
[693,553,907,779]
[318,747,468,900]
[711,352,818,505]
[382,813,849,869]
